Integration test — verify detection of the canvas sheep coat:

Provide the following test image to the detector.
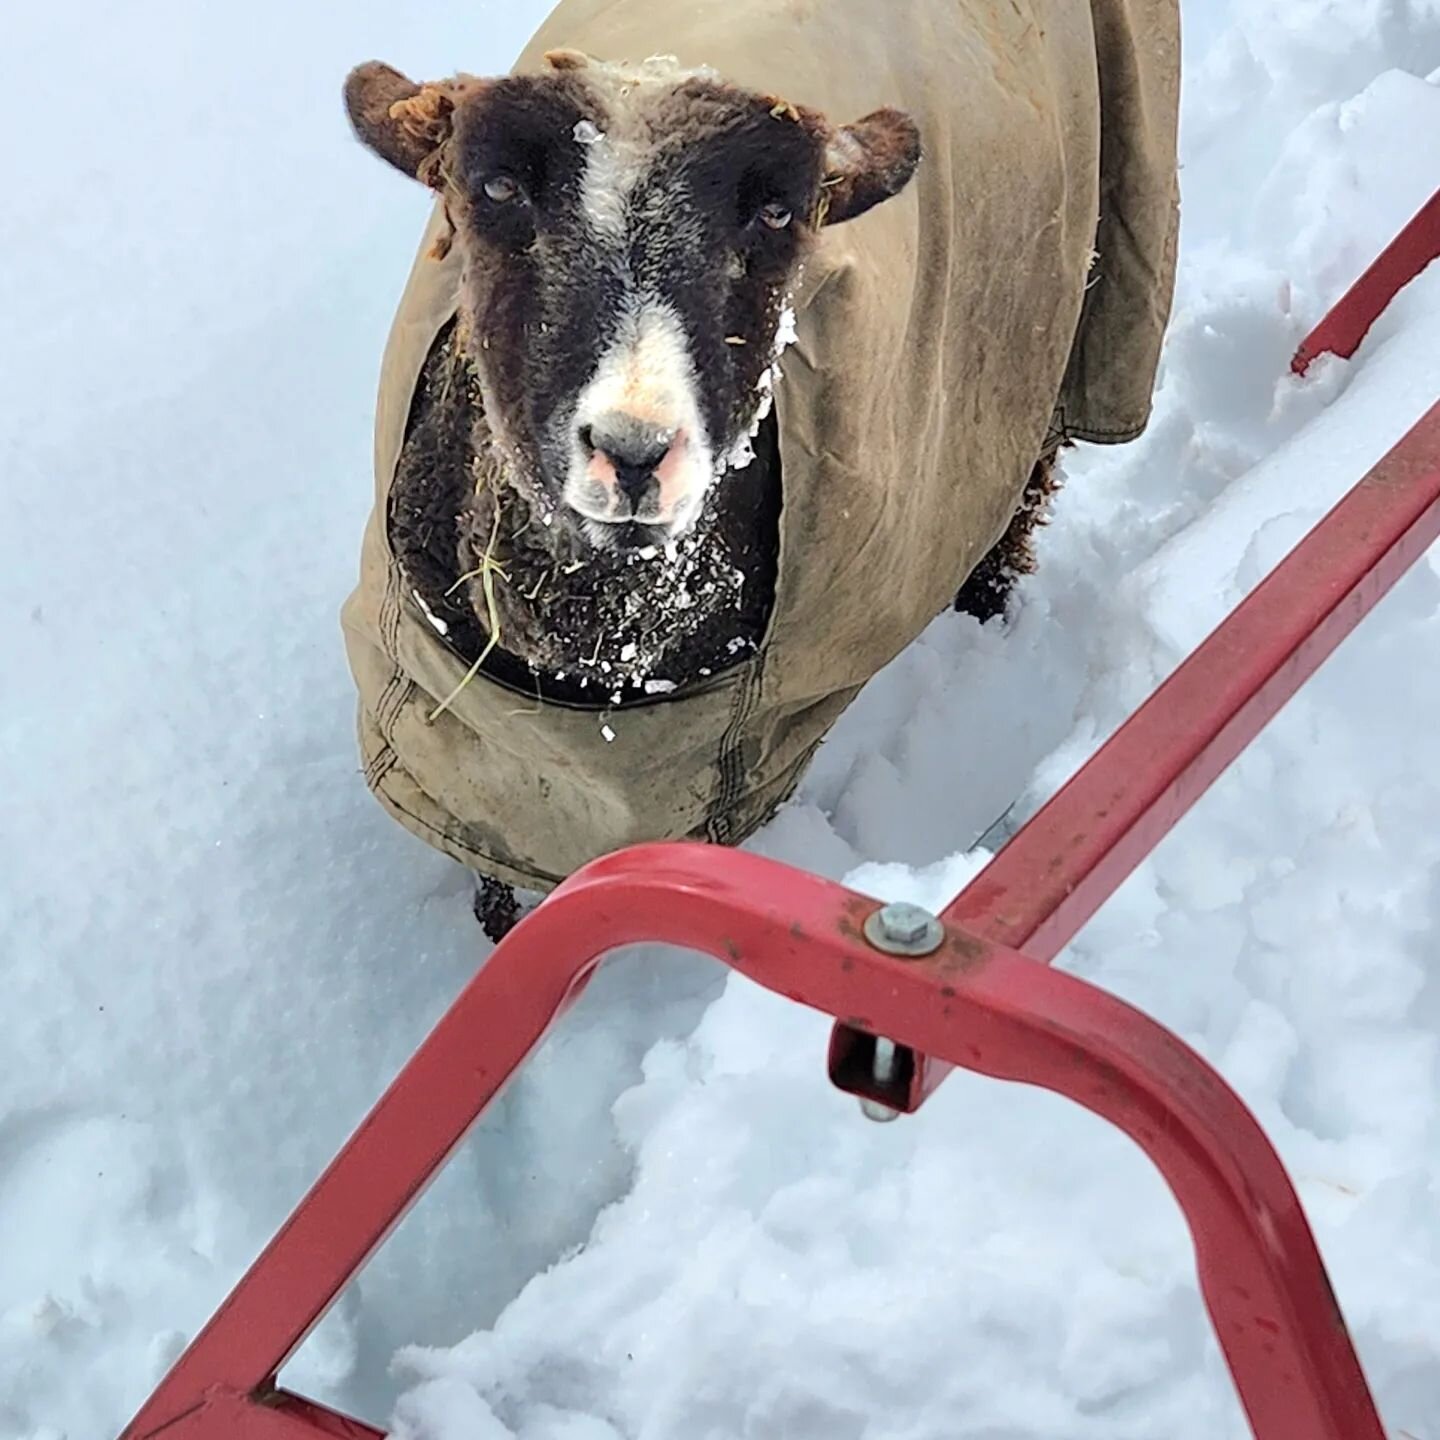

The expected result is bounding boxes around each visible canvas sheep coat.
[341,0,1181,891]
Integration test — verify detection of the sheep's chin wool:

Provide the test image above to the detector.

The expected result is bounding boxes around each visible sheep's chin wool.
[459,450,756,703]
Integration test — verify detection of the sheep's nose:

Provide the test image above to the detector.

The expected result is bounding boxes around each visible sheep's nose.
[581,415,676,504]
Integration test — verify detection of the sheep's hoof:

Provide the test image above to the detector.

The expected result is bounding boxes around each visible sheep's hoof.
[472,873,521,941]
[953,562,1014,623]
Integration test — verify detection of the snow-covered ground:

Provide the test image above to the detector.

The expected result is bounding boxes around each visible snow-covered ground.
[3,2,1440,1437]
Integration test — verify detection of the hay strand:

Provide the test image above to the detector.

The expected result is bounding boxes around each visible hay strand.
[427,508,507,722]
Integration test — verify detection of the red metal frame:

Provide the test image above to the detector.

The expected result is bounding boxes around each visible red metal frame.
[832,398,1440,1113]
[1292,187,1440,375]
[117,199,1440,1440]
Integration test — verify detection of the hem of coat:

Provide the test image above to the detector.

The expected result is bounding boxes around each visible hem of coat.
[362,728,823,895]
[366,745,569,891]
[1066,420,1149,444]
[1049,402,1152,449]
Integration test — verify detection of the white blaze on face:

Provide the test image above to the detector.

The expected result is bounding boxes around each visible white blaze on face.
[576,121,635,243]
[567,297,714,534]
[565,118,715,538]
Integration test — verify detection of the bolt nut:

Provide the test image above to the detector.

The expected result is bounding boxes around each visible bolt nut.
[863,901,945,957]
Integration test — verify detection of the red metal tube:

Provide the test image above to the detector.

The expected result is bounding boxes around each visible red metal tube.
[120,846,1384,1440]
[1292,186,1440,374]
[830,399,1440,1111]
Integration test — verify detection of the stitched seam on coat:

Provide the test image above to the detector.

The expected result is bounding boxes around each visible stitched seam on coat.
[364,561,409,788]
[363,653,402,785]
[366,745,399,792]
[704,656,768,845]
[364,576,416,789]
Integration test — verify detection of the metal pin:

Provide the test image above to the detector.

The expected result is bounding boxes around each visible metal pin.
[859,1037,901,1123]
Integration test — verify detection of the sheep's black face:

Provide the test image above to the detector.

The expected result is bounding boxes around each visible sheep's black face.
[345,55,922,551]
[449,67,823,552]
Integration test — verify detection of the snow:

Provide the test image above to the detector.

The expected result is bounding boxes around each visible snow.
[2,3,1440,1439]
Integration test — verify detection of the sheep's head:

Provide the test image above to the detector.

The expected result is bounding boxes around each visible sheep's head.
[345,52,921,552]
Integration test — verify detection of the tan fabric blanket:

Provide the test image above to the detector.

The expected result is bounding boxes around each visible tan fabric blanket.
[341,0,1180,889]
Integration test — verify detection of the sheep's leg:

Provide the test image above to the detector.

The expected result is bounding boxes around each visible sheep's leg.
[472,872,521,941]
[953,449,1065,622]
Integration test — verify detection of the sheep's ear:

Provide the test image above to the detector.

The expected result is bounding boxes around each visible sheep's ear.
[543,48,594,71]
[820,109,922,225]
[344,61,470,185]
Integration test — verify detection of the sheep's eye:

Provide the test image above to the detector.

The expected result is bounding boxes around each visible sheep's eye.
[759,201,793,230]
[484,174,520,204]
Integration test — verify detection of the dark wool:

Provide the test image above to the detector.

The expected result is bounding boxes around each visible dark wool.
[388,319,782,708]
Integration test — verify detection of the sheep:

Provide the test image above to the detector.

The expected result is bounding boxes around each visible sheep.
[348,51,920,692]
[339,0,1180,938]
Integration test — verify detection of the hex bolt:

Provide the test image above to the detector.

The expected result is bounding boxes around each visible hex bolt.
[863,901,946,957]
